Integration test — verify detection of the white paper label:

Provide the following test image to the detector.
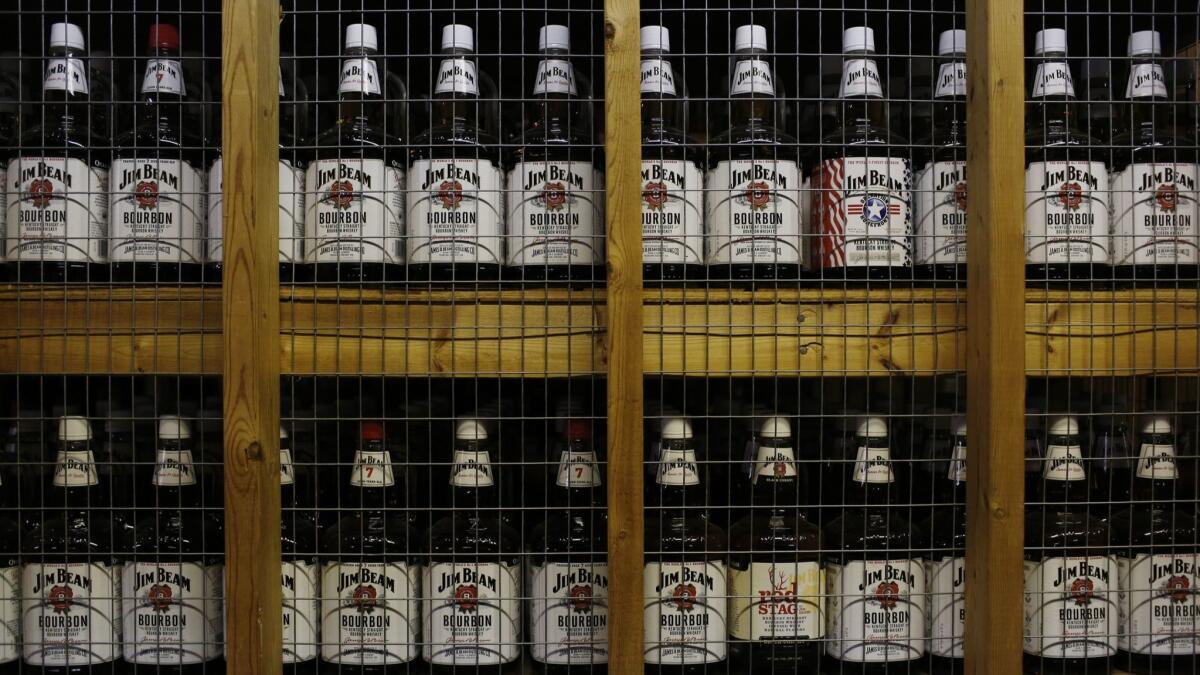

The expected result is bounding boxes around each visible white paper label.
[640,58,676,96]
[706,159,803,265]
[449,450,494,487]
[0,566,15,663]
[813,156,913,269]
[304,158,404,264]
[935,62,967,98]
[141,58,186,96]
[1126,63,1168,99]
[926,557,966,658]
[434,58,479,95]
[109,158,206,263]
[51,449,99,487]
[423,561,521,665]
[506,161,603,266]
[1118,553,1200,655]
[530,562,609,664]
[914,160,968,265]
[643,561,727,664]
[839,58,884,98]
[1043,444,1087,481]
[22,562,120,666]
[279,448,295,486]
[826,558,926,662]
[642,159,704,265]
[349,449,395,487]
[281,560,318,663]
[321,562,419,664]
[729,561,824,641]
[656,448,699,486]
[338,58,381,96]
[1032,62,1076,98]
[556,450,601,488]
[7,156,108,263]
[751,445,798,484]
[43,58,90,95]
[152,449,197,486]
[1135,443,1179,480]
[121,562,222,664]
[406,158,503,264]
[208,157,305,263]
[853,446,894,484]
[532,59,577,95]
[1111,162,1199,266]
[1023,556,1118,658]
[729,59,775,96]
[1025,160,1110,264]
[947,441,968,482]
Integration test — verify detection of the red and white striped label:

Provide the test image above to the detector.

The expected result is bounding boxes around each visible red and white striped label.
[812,156,912,270]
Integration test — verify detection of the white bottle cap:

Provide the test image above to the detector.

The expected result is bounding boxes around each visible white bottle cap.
[344,23,378,51]
[539,24,571,51]
[734,24,768,51]
[50,23,86,51]
[938,29,966,56]
[1048,415,1079,436]
[1034,28,1067,55]
[842,26,876,53]
[1127,30,1162,57]
[759,416,792,438]
[856,416,888,438]
[640,25,670,52]
[158,415,192,440]
[661,417,693,440]
[58,415,92,441]
[456,418,488,441]
[442,24,474,51]
[1141,415,1173,435]
[953,416,967,437]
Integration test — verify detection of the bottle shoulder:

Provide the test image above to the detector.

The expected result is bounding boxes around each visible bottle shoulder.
[319,510,415,556]
[427,512,521,556]
[728,510,821,554]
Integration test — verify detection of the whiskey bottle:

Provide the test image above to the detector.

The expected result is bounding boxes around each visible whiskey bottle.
[527,418,609,672]
[1024,415,1117,674]
[280,426,318,675]
[407,24,504,282]
[706,25,803,283]
[922,417,966,675]
[9,23,109,283]
[914,29,968,283]
[506,25,605,284]
[0,469,16,675]
[1112,416,1199,674]
[424,420,522,673]
[823,416,927,673]
[813,26,913,280]
[305,23,405,284]
[640,25,704,283]
[23,416,122,675]
[1111,30,1199,282]
[318,421,420,670]
[644,417,728,673]
[110,24,209,284]
[1025,29,1110,283]
[122,416,224,675]
[728,417,823,672]
[1090,403,1132,524]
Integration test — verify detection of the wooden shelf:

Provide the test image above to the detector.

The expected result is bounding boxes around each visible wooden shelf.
[0,284,1194,376]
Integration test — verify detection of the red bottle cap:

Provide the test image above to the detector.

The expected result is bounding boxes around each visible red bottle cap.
[148,23,180,51]
[565,419,592,441]
[360,421,385,441]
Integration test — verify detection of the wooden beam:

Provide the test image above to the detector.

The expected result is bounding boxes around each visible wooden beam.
[965,1,1025,674]
[221,3,281,675]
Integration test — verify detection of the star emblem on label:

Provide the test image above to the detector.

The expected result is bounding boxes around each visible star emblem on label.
[351,584,377,613]
[953,181,968,211]
[569,584,593,612]
[454,584,479,611]
[1070,577,1094,605]
[540,182,567,210]
[48,585,73,613]
[1156,184,1179,212]
[848,194,901,224]
[437,180,464,209]
[29,178,53,208]
[874,581,900,609]
[1166,574,1191,603]
[671,583,697,612]
[745,181,771,210]
[148,583,173,612]
[643,181,668,210]
[135,181,159,209]
[1057,182,1084,210]
[329,180,355,209]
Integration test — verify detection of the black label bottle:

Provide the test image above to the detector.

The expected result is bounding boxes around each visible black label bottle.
[505,25,605,284]
[279,426,318,675]
[914,29,968,282]
[728,417,823,671]
[304,23,404,284]
[1110,30,1199,282]
[922,417,966,674]
[706,24,803,282]
[1025,29,1110,283]
[1023,415,1117,674]
[639,25,704,283]
[406,24,503,282]
[110,24,208,284]
[9,23,109,283]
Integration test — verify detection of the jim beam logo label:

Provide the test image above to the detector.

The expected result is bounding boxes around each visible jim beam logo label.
[556,450,602,488]
[914,161,968,265]
[852,446,895,485]
[641,160,703,265]
[51,450,100,487]
[1023,556,1118,658]
[640,58,676,96]
[22,562,119,666]
[0,565,17,663]
[838,58,884,98]
[1118,553,1200,655]
[406,158,503,265]
[279,448,295,485]
[1043,444,1087,481]
[321,562,418,665]
[338,57,381,95]
[304,158,404,264]
[656,447,700,486]
[122,562,222,665]
[934,61,967,98]
[926,557,966,658]
[729,561,824,641]
[151,449,197,486]
[6,156,109,263]
[826,559,926,662]
[1135,442,1179,480]
[1025,161,1110,264]
[1126,63,1168,99]
[643,561,727,664]
[1032,61,1075,98]
[349,449,395,488]
[43,58,90,94]
[705,159,802,265]
[751,444,798,484]
[530,563,609,664]
[1111,163,1198,266]
[532,58,577,95]
[449,449,494,488]
[109,158,205,264]
[729,59,774,96]
[140,58,186,96]
[506,160,603,266]
[208,157,305,263]
[434,57,479,95]
[813,157,913,270]
[281,561,319,664]
[423,562,520,666]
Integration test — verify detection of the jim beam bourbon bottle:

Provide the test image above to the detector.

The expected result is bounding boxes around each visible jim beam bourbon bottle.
[23,416,122,675]
[914,30,968,283]
[922,417,966,675]
[1025,29,1110,284]
[527,419,609,673]
[640,25,704,283]
[317,421,420,671]
[279,426,318,675]
[1113,416,1199,674]
[1111,30,1199,283]
[728,417,823,671]
[1023,415,1117,674]
[644,417,728,674]
[406,24,503,282]
[823,416,927,673]
[424,420,522,673]
[305,23,404,284]
[813,26,913,281]
[706,24,803,283]
[9,23,109,283]
[505,25,604,284]
[110,24,208,284]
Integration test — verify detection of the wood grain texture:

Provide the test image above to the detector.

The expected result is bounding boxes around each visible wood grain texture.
[965,2,1025,674]
[220,1,281,675]
[603,0,644,672]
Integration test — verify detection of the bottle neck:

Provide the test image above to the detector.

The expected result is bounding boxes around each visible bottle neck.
[1132,432,1180,501]
[449,438,499,508]
[431,49,480,130]
[640,53,681,133]
[654,438,703,508]
[550,439,603,508]
[337,51,386,125]
[151,439,203,505]
[140,48,187,105]
[1040,433,1088,504]
[750,438,801,510]
[931,55,967,145]
[51,439,102,506]
[849,437,895,504]
[728,49,776,126]
[1123,57,1171,144]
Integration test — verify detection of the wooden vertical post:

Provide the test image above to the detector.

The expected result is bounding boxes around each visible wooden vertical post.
[604,0,644,672]
[965,1,1025,674]
[221,2,281,675]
